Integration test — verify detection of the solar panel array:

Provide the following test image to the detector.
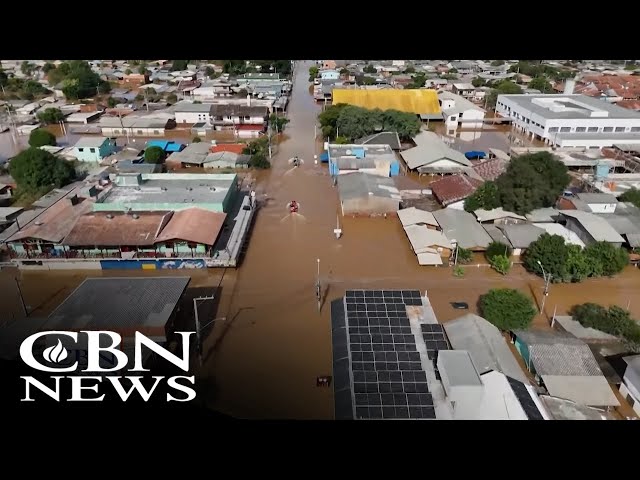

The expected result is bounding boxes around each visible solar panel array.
[506,376,545,420]
[421,323,450,361]
[344,290,436,420]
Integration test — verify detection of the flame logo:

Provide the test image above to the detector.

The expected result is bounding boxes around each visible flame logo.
[43,339,69,364]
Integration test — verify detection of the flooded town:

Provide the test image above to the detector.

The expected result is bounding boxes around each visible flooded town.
[2,59,640,420]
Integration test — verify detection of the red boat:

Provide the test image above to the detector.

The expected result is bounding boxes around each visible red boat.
[289,200,299,213]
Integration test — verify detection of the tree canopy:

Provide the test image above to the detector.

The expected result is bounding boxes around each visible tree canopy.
[486,80,522,107]
[46,60,111,100]
[9,148,75,192]
[464,181,500,212]
[269,113,289,133]
[28,128,57,148]
[496,152,570,215]
[171,60,189,71]
[619,187,640,208]
[524,234,628,282]
[242,137,271,169]
[318,104,421,141]
[363,64,377,74]
[36,108,65,125]
[309,66,319,81]
[144,146,166,164]
[479,288,537,331]
[527,76,554,93]
[485,241,511,262]
[570,303,640,347]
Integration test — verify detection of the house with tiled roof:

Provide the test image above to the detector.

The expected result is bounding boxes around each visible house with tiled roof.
[430,174,483,209]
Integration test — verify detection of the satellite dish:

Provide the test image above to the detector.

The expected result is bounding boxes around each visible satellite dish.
[345,149,352,155]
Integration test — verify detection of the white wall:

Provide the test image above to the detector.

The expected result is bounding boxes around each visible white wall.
[446,200,466,210]
[17,260,102,270]
[431,159,467,170]
[230,115,265,125]
[619,382,640,416]
[588,203,617,213]
[176,111,210,124]
[460,109,485,129]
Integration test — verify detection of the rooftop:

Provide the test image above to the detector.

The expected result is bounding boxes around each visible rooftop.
[397,207,439,228]
[172,101,212,113]
[560,210,626,243]
[498,224,546,249]
[575,192,619,204]
[498,94,640,120]
[552,315,619,342]
[431,174,483,206]
[401,132,471,171]
[95,173,236,209]
[74,136,110,148]
[355,132,402,150]
[45,277,190,339]
[332,88,441,115]
[443,314,528,383]
[155,208,226,246]
[473,207,526,223]
[63,211,171,247]
[432,208,493,249]
[539,395,612,420]
[438,91,484,115]
[533,223,586,247]
[337,172,401,201]
[438,350,483,387]
[472,158,508,181]
[525,207,561,223]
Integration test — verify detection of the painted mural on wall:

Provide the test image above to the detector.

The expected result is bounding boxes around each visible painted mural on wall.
[100,259,207,270]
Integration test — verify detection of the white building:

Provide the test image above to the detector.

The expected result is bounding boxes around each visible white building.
[174,102,212,125]
[438,91,485,132]
[619,355,640,416]
[495,94,640,148]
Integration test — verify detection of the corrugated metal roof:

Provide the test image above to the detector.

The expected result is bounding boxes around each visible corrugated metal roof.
[498,224,545,248]
[332,88,441,115]
[403,224,451,252]
[155,207,226,246]
[553,315,619,341]
[444,314,529,383]
[337,172,400,201]
[474,207,526,223]
[560,210,626,243]
[46,277,191,333]
[397,207,439,227]
[432,208,492,249]
[542,375,619,407]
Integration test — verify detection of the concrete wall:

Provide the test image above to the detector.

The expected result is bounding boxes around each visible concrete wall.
[564,217,597,246]
[176,111,210,124]
[587,202,617,214]
[619,382,640,416]
[341,196,400,216]
[16,259,102,270]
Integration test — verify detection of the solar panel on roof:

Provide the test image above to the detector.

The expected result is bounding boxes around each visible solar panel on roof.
[506,376,545,420]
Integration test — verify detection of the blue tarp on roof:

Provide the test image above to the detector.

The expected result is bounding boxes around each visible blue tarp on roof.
[147,140,185,152]
[465,151,486,160]
[320,151,329,162]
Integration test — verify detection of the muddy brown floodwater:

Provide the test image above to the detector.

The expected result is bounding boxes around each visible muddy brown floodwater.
[3,62,640,419]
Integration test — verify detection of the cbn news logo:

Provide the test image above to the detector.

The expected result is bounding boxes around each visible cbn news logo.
[19,331,197,402]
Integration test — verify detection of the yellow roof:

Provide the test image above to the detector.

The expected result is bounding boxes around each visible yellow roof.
[332,89,442,115]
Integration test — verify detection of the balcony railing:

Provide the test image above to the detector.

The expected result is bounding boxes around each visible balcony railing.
[9,248,210,260]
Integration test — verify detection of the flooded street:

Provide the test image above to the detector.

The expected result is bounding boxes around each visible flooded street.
[2,61,640,418]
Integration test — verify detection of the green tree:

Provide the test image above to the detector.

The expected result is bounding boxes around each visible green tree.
[453,265,465,277]
[336,105,381,140]
[21,61,35,76]
[583,241,629,277]
[406,73,426,89]
[125,68,132,75]
[380,109,421,140]
[490,254,511,275]
[318,103,349,139]
[28,128,57,147]
[309,66,319,82]
[527,76,553,93]
[334,136,349,144]
[249,152,271,169]
[107,96,118,108]
[223,60,247,75]
[565,244,592,282]
[570,303,640,346]
[205,66,215,77]
[464,181,501,212]
[472,77,486,88]
[363,64,377,74]
[138,65,148,75]
[456,247,473,264]
[486,241,511,262]
[9,147,75,191]
[404,65,415,74]
[167,93,178,104]
[619,187,640,208]
[360,76,376,86]
[42,62,56,74]
[36,108,65,125]
[490,60,505,66]
[486,80,522,107]
[192,136,202,143]
[0,69,8,87]
[496,152,570,215]
[269,113,290,132]
[479,288,537,331]
[171,60,189,71]
[144,146,166,164]
[523,233,570,281]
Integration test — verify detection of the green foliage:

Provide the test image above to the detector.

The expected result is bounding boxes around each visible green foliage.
[490,254,511,275]
[223,60,247,75]
[464,181,501,212]
[138,65,148,75]
[524,234,628,283]
[144,146,166,164]
[490,60,505,66]
[583,241,629,277]
[125,68,132,75]
[479,288,537,331]
[21,61,35,76]
[570,303,640,346]
[249,153,271,169]
[453,265,465,277]
[472,77,486,87]
[334,136,349,144]
[527,76,553,93]
[360,76,376,86]
[167,93,178,104]
[456,247,473,265]
[171,60,189,71]
[28,128,56,148]
[42,62,56,74]
[49,60,109,100]
[508,61,575,82]
[0,69,7,87]
[486,241,511,262]
[619,187,640,208]
[318,104,421,141]
[405,73,426,89]
[252,60,292,76]
[36,108,65,125]
[107,97,118,108]
[308,66,319,82]
[404,65,415,74]
[363,64,377,74]
[193,100,202,104]
[9,147,75,192]
[192,136,202,143]
[486,80,522,107]
[269,113,290,132]
[496,152,570,215]
[205,66,215,77]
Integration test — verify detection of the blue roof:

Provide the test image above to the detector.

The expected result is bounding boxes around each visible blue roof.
[147,140,170,149]
[319,151,329,162]
[166,143,185,152]
[464,151,486,159]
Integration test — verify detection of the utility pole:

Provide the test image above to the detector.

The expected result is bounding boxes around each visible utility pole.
[15,278,28,317]
[537,260,551,315]
[193,295,215,366]
[316,258,321,313]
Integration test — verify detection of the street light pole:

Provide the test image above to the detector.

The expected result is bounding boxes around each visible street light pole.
[316,258,321,313]
[537,260,551,314]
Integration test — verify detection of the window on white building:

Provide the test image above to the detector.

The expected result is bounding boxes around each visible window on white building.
[588,127,598,133]
[560,127,570,132]
[549,127,558,132]
[615,127,625,132]
[90,148,96,153]
[576,127,586,132]
[603,127,614,132]
[632,127,640,132]
[78,148,84,152]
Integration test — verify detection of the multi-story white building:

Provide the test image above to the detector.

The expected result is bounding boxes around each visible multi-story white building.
[495,94,640,148]
[174,102,213,125]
